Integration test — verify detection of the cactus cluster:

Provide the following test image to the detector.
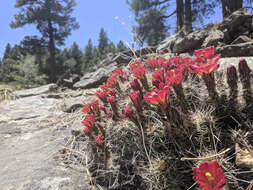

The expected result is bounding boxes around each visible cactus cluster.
[79,46,253,190]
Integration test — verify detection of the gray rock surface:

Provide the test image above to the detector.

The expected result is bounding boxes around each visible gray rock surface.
[172,29,208,53]
[231,35,252,44]
[202,29,224,47]
[216,42,253,57]
[0,91,91,190]
[14,84,58,98]
[73,63,118,89]
[218,57,253,71]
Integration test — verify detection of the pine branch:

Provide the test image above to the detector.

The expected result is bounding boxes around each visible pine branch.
[162,10,176,18]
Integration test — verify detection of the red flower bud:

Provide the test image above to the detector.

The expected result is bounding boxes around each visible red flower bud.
[99,105,107,114]
[82,114,95,128]
[123,106,140,127]
[95,135,104,146]
[107,112,112,118]
[130,79,141,91]
[130,91,142,111]
[95,89,107,103]
[108,96,117,104]
[83,126,91,135]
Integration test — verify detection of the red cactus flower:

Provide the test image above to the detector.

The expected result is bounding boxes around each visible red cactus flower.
[144,85,170,108]
[190,47,221,75]
[146,58,166,69]
[107,112,112,118]
[82,100,100,115]
[107,88,116,97]
[108,96,118,117]
[130,61,142,71]
[95,89,107,103]
[90,100,99,111]
[152,68,165,84]
[169,56,184,66]
[113,66,129,81]
[166,68,184,86]
[190,56,220,75]
[81,103,92,113]
[193,161,226,190]
[146,59,159,69]
[113,66,124,76]
[100,84,109,91]
[82,114,95,128]
[95,135,104,146]
[130,91,142,111]
[106,75,118,88]
[195,46,215,60]
[130,79,142,91]
[83,126,91,135]
[132,65,147,80]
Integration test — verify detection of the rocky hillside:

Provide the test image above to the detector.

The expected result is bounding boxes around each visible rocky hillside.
[0,10,253,190]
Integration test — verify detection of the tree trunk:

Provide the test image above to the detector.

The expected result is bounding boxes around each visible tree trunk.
[176,0,184,32]
[222,0,243,19]
[48,19,57,82]
[184,0,192,33]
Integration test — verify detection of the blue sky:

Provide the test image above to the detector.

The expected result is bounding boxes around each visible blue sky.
[0,0,136,58]
[0,0,224,59]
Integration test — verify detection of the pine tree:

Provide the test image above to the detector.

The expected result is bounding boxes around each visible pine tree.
[98,28,109,54]
[104,42,117,54]
[0,44,22,82]
[10,0,79,82]
[70,42,82,74]
[82,39,94,72]
[117,40,128,52]
[127,0,170,46]
[3,43,12,61]
[127,0,216,45]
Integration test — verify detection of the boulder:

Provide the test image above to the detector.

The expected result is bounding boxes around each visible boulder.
[172,29,208,53]
[231,35,252,44]
[216,42,253,57]
[202,29,224,47]
[13,83,58,98]
[218,10,253,43]
[73,63,118,89]
[157,31,185,53]
[218,10,252,32]
[0,94,90,190]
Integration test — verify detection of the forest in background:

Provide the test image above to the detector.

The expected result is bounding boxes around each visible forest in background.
[0,0,252,88]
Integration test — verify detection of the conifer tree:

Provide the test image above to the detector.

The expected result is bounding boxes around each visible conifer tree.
[98,28,109,54]
[117,40,128,52]
[82,39,94,72]
[10,0,79,82]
